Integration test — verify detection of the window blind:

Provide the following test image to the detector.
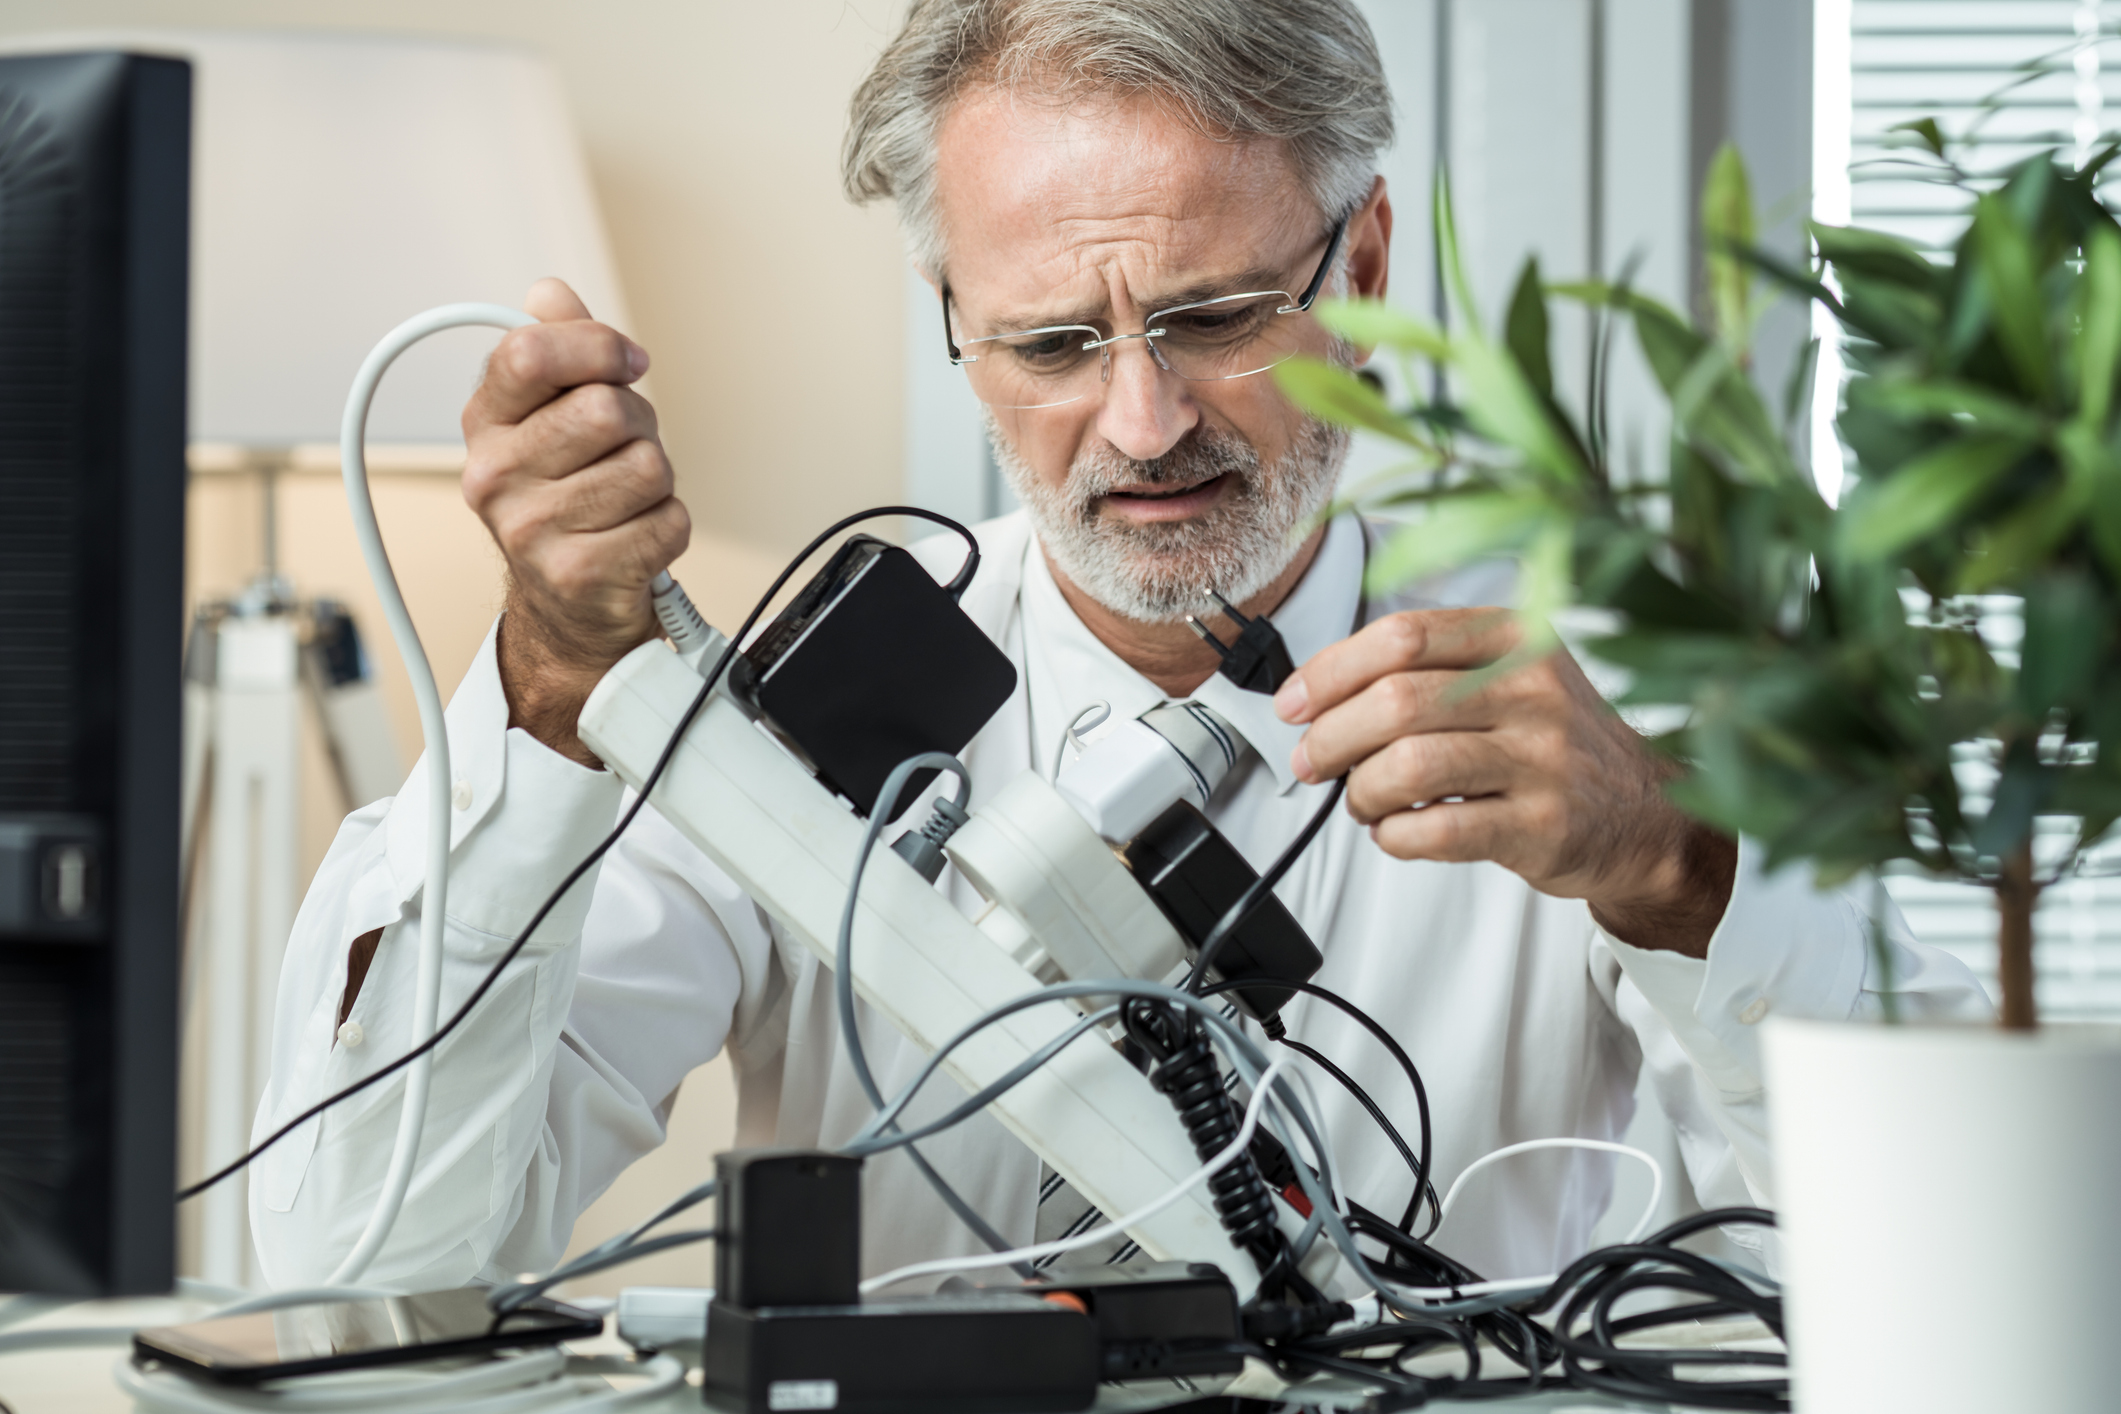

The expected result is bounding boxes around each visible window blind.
[1846,0,2121,1020]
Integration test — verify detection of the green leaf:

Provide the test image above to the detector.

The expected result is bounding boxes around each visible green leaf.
[1834,272,1943,350]
[1783,336,1820,433]
[1504,258,1553,399]
[1959,478,2085,592]
[1812,223,1944,292]
[1515,515,1574,625]
[1456,337,1588,485]
[1889,117,1949,160]
[2093,442,2121,581]
[1702,143,1757,350]
[1972,192,2053,403]
[1433,169,1479,330]
[1273,357,1431,451]
[1852,378,2046,440]
[1634,305,1790,485]
[2017,571,2108,716]
[1839,435,2029,559]
[1972,739,2051,859]
[1311,298,1450,359]
[1363,494,1549,594]
[2078,224,2121,428]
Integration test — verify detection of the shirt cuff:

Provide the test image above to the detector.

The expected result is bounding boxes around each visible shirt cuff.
[1603,834,1867,1099]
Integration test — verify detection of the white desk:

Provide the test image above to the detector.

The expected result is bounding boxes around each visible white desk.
[0,1294,1736,1413]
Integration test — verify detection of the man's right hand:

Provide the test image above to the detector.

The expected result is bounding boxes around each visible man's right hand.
[462,278,690,767]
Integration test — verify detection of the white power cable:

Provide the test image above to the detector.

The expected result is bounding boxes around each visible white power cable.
[1377,1137,1666,1302]
[113,1349,687,1414]
[328,303,536,1284]
[859,1054,1300,1294]
[1437,1137,1664,1244]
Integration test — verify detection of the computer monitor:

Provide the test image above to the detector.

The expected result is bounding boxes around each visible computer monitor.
[0,51,190,1296]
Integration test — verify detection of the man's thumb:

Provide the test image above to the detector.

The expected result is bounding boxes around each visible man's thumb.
[524,276,593,324]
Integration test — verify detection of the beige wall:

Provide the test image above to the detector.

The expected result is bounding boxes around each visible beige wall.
[0,0,914,1289]
[4,0,914,554]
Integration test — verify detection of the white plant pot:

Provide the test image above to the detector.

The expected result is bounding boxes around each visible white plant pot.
[1763,1018,2121,1413]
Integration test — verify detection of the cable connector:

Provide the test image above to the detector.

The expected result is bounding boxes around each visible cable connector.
[1240,1298,1352,1344]
[1185,590,1295,696]
[650,571,731,676]
[891,795,971,883]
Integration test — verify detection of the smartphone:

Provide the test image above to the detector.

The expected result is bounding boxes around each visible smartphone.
[133,1287,604,1384]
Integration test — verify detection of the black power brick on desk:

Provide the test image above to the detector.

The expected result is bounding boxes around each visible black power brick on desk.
[703,1149,1097,1414]
[729,534,1017,818]
[949,1262,1246,1383]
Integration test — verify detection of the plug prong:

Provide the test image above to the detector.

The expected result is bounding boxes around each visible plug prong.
[1185,615,1235,659]
[1204,587,1252,626]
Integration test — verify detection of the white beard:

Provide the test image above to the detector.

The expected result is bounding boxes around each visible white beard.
[987,412,1349,623]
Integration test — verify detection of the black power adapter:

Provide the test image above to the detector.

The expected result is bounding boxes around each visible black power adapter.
[703,1296,1097,1414]
[703,1148,1098,1414]
[731,535,1017,817]
[1122,803,1323,1022]
[714,1150,863,1309]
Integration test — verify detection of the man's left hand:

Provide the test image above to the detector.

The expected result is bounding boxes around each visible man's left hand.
[1274,608,1736,958]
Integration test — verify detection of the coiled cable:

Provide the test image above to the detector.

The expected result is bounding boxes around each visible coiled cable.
[1139,1014,1281,1271]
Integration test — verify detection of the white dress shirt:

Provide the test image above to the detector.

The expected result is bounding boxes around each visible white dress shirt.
[251,510,1990,1292]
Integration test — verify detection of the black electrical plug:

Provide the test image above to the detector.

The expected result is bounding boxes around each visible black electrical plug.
[1185,589,1295,696]
[1241,1298,1353,1344]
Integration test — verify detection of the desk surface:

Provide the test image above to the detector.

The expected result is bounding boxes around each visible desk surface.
[0,1294,1738,1413]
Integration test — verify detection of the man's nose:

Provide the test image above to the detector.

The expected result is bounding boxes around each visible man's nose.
[1093,338,1197,461]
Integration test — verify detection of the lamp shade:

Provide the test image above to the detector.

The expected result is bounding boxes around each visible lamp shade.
[2,28,631,447]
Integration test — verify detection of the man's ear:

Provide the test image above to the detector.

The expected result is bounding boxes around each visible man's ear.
[1347,175,1393,302]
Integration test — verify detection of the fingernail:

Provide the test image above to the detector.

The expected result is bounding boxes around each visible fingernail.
[1290,740,1315,783]
[1274,674,1310,722]
[625,341,650,378]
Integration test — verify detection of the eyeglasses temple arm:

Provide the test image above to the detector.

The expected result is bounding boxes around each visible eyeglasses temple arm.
[1292,218,1351,312]
[940,284,965,362]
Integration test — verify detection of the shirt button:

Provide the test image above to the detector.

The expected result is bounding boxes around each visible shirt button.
[452,779,474,811]
[1738,997,1770,1026]
[337,1021,366,1049]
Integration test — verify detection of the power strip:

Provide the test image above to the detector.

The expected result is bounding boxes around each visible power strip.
[577,642,1261,1295]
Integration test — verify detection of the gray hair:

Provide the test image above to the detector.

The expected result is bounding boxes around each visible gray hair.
[843,0,1394,279]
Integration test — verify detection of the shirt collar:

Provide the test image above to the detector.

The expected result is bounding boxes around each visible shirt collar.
[1020,511,1366,797]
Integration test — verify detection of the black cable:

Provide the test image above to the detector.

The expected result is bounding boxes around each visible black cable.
[1276,1038,1421,1209]
[1515,1207,1786,1412]
[178,507,980,1202]
[1113,774,1351,1308]
[1197,976,1438,1236]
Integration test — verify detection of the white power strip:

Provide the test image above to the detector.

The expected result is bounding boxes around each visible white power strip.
[577,642,1263,1295]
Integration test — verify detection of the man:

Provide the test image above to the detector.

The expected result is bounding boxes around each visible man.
[254,0,1984,1290]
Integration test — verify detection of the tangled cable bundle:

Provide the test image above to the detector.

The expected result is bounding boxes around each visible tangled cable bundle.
[1282,1208,1787,1411]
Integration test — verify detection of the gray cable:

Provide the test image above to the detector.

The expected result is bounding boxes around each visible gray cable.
[490,1179,720,1313]
[841,1005,1120,1156]
[833,751,1031,1274]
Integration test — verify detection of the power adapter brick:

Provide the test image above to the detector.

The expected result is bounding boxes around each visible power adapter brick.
[730,534,1016,817]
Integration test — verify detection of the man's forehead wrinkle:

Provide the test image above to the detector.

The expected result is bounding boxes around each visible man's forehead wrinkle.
[932,83,1319,329]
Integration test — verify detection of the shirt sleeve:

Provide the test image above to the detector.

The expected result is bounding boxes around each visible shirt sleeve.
[249,620,770,1290]
[1592,835,1992,1214]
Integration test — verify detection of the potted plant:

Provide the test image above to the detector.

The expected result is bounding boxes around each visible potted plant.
[1276,144,2121,1412]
